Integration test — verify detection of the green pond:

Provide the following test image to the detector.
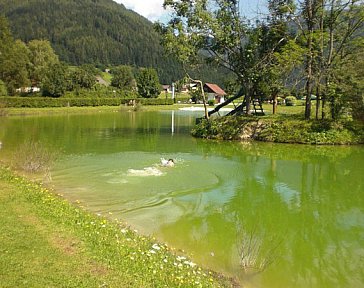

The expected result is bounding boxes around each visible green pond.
[0,110,363,287]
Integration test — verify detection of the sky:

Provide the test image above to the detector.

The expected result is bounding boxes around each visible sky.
[113,0,267,23]
[113,0,170,22]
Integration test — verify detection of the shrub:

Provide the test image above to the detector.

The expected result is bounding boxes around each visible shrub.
[0,80,7,96]
[64,87,139,99]
[285,96,297,106]
[138,98,173,105]
[12,141,59,173]
[174,94,191,103]
[0,101,7,116]
[136,68,161,98]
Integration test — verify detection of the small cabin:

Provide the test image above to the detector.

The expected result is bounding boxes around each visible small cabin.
[203,83,226,104]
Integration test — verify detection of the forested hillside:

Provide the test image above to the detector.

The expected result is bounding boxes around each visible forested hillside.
[0,0,183,84]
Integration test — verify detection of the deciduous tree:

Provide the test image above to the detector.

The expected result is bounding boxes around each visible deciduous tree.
[28,39,59,87]
[42,63,68,97]
[70,66,96,90]
[0,17,30,94]
[157,0,292,115]
[111,65,135,91]
[136,68,161,98]
[291,0,364,119]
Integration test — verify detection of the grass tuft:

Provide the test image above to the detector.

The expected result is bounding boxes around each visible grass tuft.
[12,140,59,174]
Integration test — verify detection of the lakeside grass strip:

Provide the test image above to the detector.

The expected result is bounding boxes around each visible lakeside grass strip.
[0,166,234,288]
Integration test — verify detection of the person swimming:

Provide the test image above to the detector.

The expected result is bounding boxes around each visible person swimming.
[160,158,175,167]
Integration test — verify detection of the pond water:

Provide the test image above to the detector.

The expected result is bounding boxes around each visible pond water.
[1,110,363,287]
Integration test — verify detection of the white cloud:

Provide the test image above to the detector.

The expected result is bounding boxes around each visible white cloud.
[114,0,169,22]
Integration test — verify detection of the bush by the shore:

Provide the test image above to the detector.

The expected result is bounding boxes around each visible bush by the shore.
[191,116,364,145]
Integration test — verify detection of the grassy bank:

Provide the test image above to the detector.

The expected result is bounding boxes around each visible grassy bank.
[2,105,170,117]
[2,104,198,116]
[0,166,234,287]
[1,101,303,117]
[192,116,364,145]
[3,106,121,116]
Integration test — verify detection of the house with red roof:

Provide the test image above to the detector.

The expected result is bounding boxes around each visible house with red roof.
[203,83,226,104]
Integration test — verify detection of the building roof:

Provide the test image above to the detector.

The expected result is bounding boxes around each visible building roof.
[204,83,226,96]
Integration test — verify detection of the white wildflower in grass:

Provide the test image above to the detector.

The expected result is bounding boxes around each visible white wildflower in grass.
[149,249,156,254]
[176,256,186,262]
[152,244,161,250]
[184,260,197,268]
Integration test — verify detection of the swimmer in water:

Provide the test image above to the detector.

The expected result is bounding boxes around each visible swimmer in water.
[160,158,175,167]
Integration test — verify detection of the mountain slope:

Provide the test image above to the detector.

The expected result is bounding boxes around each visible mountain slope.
[0,0,181,83]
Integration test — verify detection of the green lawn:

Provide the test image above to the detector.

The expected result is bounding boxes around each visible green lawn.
[262,103,306,115]
[3,100,309,117]
[5,106,123,116]
[99,72,112,85]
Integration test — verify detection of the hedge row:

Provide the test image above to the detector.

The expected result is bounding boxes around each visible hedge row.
[0,97,174,108]
[63,89,139,99]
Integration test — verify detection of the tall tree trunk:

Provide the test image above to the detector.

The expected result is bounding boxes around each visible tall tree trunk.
[316,0,324,120]
[321,94,326,119]
[185,73,209,120]
[197,80,209,120]
[321,74,330,119]
[315,86,321,119]
[305,45,313,120]
[304,0,315,120]
[272,91,278,115]
[322,0,335,119]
